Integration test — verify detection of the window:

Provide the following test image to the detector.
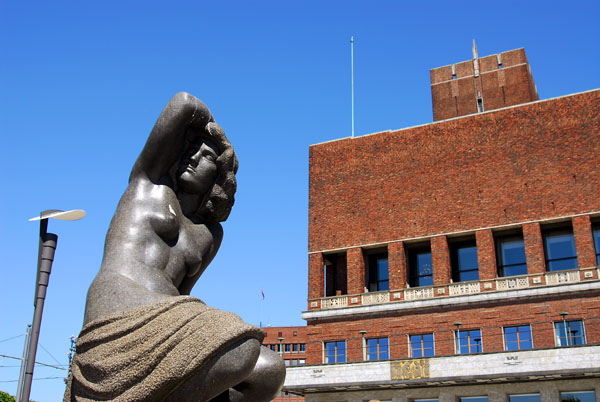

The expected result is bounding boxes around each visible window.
[414,400,438,402]
[284,359,290,366]
[299,359,305,366]
[299,343,305,353]
[324,251,347,297]
[366,251,389,291]
[451,240,479,282]
[366,337,389,361]
[593,224,600,266]
[504,325,532,350]
[292,343,298,353]
[407,244,433,287]
[459,398,488,402]
[496,233,527,277]
[555,320,586,346]
[509,394,540,402]
[456,329,482,354]
[410,333,434,357]
[324,341,346,364]
[284,343,291,353]
[561,391,596,402]
[543,226,578,271]
[269,344,277,351]
[291,359,297,366]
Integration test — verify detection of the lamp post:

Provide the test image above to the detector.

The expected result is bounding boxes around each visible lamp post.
[454,322,462,354]
[559,312,569,346]
[359,330,367,361]
[278,337,285,357]
[19,209,85,402]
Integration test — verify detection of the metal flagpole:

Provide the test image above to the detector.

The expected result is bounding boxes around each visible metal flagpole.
[351,36,355,138]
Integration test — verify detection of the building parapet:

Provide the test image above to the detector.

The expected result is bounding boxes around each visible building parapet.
[304,271,600,320]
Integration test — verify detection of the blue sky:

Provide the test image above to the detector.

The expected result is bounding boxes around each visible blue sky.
[1,1,599,400]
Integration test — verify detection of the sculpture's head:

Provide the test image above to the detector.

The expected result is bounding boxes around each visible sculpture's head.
[175,122,238,222]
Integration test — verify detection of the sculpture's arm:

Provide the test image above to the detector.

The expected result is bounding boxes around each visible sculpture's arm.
[130,92,214,182]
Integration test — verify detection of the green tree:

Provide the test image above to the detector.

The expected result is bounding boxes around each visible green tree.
[0,391,15,402]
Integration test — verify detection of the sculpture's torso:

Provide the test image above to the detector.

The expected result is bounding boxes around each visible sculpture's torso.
[83,177,222,324]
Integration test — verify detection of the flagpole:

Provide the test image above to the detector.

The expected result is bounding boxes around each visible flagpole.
[351,36,355,138]
[260,290,264,328]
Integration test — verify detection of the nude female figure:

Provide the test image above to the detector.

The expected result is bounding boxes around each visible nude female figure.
[65,93,284,402]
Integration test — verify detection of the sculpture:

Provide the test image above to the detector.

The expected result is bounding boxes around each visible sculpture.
[64,93,285,402]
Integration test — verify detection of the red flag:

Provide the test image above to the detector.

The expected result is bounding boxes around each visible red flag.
[261,290,265,300]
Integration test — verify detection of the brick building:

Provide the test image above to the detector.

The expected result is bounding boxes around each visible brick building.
[262,326,307,402]
[284,48,600,401]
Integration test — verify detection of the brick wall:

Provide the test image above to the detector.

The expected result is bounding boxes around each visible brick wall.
[309,89,600,254]
[305,294,600,365]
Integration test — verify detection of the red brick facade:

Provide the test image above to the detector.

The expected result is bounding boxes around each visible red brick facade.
[304,51,600,371]
[305,294,600,364]
[309,89,600,255]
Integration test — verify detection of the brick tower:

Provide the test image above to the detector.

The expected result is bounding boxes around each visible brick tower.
[430,43,539,121]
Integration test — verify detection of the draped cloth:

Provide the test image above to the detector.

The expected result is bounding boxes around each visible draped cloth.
[64,296,263,401]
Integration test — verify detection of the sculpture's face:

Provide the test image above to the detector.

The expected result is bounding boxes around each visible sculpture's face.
[177,137,219,195]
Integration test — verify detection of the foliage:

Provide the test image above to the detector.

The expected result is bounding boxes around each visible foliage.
[0,391,15,402]
[0,391,36,402]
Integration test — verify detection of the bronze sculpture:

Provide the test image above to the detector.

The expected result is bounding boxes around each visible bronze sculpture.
[65,93,285,401]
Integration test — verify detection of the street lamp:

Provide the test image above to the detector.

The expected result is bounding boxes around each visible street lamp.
[454,322,462,354]
[19,209,85,402]
[278,337,285,357]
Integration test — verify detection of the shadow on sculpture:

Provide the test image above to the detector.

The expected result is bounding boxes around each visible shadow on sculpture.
[64,93,285,402]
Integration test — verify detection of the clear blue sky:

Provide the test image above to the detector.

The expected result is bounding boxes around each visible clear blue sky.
[1,1,599,400]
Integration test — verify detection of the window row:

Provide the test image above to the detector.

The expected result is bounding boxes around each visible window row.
[323,320,586,363]
[265,343,306,353]
[323,221,600,296]
[284,358,305,366]
[414,392,596,402]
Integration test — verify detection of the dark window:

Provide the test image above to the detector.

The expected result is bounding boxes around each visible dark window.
[555,320,585,346]
[408,245,433,287]
[366,337,389,361]
[509,395,540,402]
[292,343,298,353]
[560,391,596,402]
[593,224,600,266]
[284,343,291,353]
[504,325,532,350]
[451,240,479,282]
[299,343,305,352]
[543,226,578,271]
[456,329,482,354]
[459,397,488,402]
[324,252,347,296]
[269,344,277,351]
[324,341,346,364]
[496,234,527,277]
[410,333,434,357]
[366,251,389,291]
